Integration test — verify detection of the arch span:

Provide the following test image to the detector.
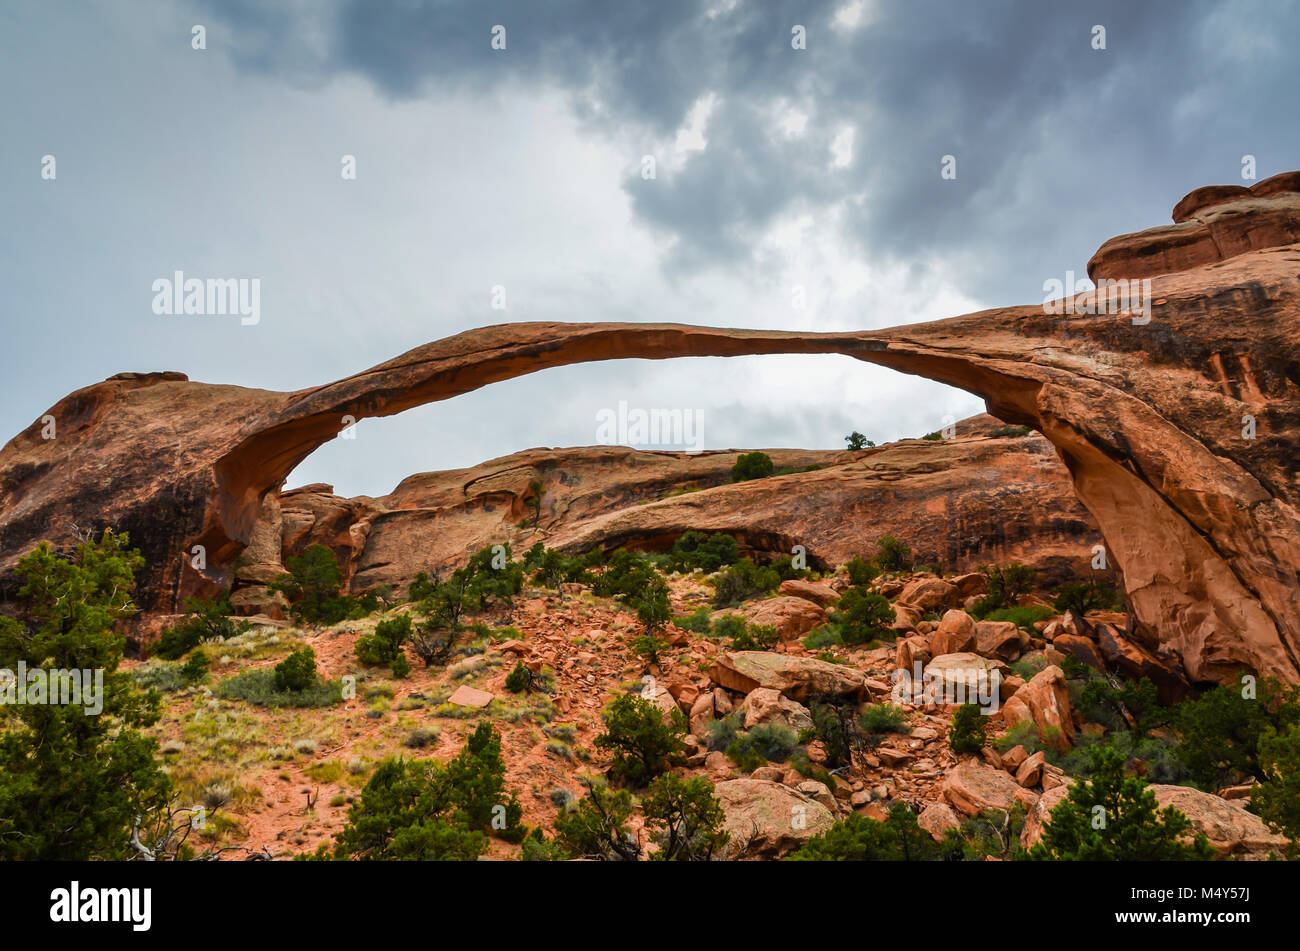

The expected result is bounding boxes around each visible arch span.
[2,183,1299,682]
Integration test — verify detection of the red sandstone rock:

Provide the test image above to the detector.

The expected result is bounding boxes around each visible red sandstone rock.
[1001,665,1075,745]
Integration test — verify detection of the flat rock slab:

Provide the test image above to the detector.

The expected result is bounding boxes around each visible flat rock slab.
[447,685,494,708]
[710,651,867,702]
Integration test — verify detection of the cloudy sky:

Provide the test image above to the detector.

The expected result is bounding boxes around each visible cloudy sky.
[2,0,1296,498]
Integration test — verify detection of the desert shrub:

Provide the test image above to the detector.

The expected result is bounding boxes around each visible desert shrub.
[629,570,671,643]
[130,661,191,693]
[710,614,747,642]
[789,750,838,790]
[942,803,1027,860]
[1076,674,1168,737]
[948,702,987,754]
[355,614,412,667]
[553,778,638,860]
[1253,723,1300,858]
[273,646,318,692]
[970,562,1037,617]
[505,661,534,694]
[788,802,942,861]
[0,532,173,860]
[802,625,843,650]
[403,728,439,749]
[153,593,251,660]
[768,554,810,582]
[594,693,686,787]
[524,543,595,593]
[311,723,523,860]
[1053,580,1125,615]
[407,546,523,667]
[872,535,913,573]
[520,827,571,861]
[1172,674,1300,787]
[667,531,740,574]
[725,722,798,770]
[859,704,910,735]
[1008,655,1049,681]
[731,451,775,482]
[705,711,745,752]
[642,773,730,861]
[630,633,670,665]
[268,545,368,625]
[844,556,878,587]
[992,721,1064,759]
[988,424,1031,438]
[675,607,713,634]
[546,723,578,744]
[181,649,210,684]
[833,588,895,645]
[216,668,343,708]
[712,558,780,608]
[808,701,854,767]
[591,549,654,600]
[1026,744,1215,860]
[845,431,874,450]
[728,622,779,652]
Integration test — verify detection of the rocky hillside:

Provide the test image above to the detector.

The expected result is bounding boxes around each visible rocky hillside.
[122,556,1285,861]
[226,412,1103,616]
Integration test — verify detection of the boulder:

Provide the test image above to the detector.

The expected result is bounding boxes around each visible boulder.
[949,572,989,598]
[916,653,1003,706]
[1094,622,1190,704]
[1015,750,1046,787]
[895,635,932,672]
[974,620,1022,661]
[714,779,836,859]
[942,762,1027,817]
[740,687,814,733]
[688,692,715,738]
[897,577,958,612]
[931,610,976,655]
[1052,632,1105,671]
[1000,744,1028,772]
[743,597,827,642]
[917,803,962,841]
[796,780,838,812]
[1001,665,1075,744]
[890,603,921,633]
[778,579,841,607]
[710,651,867,702]
[228,586,289,620]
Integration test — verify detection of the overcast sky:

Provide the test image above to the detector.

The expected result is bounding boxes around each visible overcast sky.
[2,1,1296,497]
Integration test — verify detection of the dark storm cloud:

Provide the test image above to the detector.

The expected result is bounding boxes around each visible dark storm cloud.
[198,0,1300,306]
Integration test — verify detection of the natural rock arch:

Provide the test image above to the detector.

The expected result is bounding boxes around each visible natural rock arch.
[2,176,1298,683]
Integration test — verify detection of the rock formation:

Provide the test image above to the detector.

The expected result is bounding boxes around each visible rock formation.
[255,413,1099,599]
[2,174,1298,684]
